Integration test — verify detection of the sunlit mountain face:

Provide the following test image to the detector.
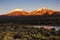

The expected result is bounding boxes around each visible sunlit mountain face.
[1,8,60,16]
[30,8,60,16]
[30,8,54,16]
[2,9,29,16]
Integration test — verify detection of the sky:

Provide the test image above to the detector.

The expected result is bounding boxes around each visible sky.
[0,0,60,15]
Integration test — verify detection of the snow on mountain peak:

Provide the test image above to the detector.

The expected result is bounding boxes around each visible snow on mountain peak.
[36,7,48,11]
[7,8,24,14]
[12,8,24,11]
[8,8,24,13]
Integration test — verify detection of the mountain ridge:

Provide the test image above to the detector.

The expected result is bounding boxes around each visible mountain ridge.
[1,8,60,16]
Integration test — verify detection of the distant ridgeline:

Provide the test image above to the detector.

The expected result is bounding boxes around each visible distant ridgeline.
[0,8,60,26]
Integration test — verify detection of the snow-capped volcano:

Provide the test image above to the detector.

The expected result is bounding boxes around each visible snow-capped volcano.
[3,8,29,16]
[30,8,54,15]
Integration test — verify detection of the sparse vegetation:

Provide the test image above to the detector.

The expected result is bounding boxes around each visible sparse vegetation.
[0,23,60,40]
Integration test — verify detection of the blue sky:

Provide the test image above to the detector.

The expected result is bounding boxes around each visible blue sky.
[0,0,60,15]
